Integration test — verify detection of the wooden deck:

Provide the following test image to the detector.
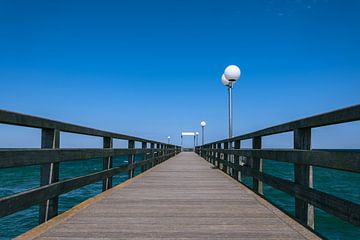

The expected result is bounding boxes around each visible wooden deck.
[19,152,320,240]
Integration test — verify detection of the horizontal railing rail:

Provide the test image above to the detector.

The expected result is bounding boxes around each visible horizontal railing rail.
[0,109,167,144]
[0,109,181,225]
[210,104,360,144]
[196,104,360,230]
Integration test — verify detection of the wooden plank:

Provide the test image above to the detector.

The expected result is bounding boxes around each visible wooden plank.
[39,128,60,224]
[241,165,360,227]
[0,153,174,219]
[23,152,319,240]
[294,128,314,228]
[102,137,113,191]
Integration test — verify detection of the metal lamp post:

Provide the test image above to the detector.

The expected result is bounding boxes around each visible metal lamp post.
[195,132,199,146]
[167,136,171,144]
[221,65,241,138]
[200,121,206,145]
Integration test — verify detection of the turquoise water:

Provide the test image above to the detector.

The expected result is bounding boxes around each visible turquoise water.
[0,153,359,239]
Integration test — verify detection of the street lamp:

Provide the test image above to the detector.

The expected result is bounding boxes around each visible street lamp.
[195,132,199,146]
[200,121,206,145]
[221,65,241,138]
[167,136,171,144]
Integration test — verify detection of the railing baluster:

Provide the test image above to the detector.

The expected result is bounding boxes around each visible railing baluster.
[294,128,314,229]
[39,128,60,223]
[128,140,135,179]
[252,136,263,195]
[102,137,113,191]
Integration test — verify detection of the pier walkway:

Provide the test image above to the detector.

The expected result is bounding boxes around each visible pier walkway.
[19,152,319,240]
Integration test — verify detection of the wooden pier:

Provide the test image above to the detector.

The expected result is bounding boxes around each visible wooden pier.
[0,105,359,239]
[18,152,319,239]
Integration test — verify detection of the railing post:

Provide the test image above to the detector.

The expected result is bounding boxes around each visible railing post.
[211,144,215,165]
[217,143,221,168]
[155,143,160,165]
[294,128,314,229]
[141,142,147,172]
[223,142,228,173]
[233,140,241,181]
[102,137,113,191]
[128,140,135,179]
[252,136,263,195]
[150,143,155,168]
[39,128,60,224]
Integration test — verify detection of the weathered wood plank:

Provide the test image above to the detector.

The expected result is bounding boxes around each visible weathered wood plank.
[21,152,319,240]
[0,153,175,218]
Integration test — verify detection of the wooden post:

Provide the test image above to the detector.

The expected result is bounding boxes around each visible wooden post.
[150,143,155,168]
[128,140,135,179]
[141,142,147,172]
[102,137,113,191]
[233,140,241,181]
[294,128,314,228]
[223,142,228,173]
[39,128,60,223]
[217,143,221,168]
[252,137,263,195]
[155,143,160,165]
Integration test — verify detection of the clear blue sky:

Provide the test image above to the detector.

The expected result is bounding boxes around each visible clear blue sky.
[0,0,359,148]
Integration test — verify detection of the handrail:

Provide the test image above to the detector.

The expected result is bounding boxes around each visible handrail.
[0,109,181,226]
[196,104,360,230]
[210,104,360,145]
[0,109,169,145]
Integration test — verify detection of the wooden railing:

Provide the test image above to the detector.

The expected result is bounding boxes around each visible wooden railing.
[196,104,360,229]
[0,109,181,223]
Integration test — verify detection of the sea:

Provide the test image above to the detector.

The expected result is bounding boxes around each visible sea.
[0,153,359,239]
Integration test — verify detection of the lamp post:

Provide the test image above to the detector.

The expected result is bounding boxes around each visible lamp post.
[167,136,171,144]
[200,121,206,145]
[221,65,241,138]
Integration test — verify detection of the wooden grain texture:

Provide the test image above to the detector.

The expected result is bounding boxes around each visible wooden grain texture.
[210,104,360,144]
[27,152,319,240]
[0,109,178,147]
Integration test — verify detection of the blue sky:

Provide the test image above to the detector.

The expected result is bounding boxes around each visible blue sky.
[0,0,359,148]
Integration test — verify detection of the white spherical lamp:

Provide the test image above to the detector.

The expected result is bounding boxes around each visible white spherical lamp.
[221,74,230,86]
[224,65,241,81]
[200,121,206,127]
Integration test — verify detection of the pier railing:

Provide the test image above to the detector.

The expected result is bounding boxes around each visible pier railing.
[0,110,180,223]
[196,104,360,229]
